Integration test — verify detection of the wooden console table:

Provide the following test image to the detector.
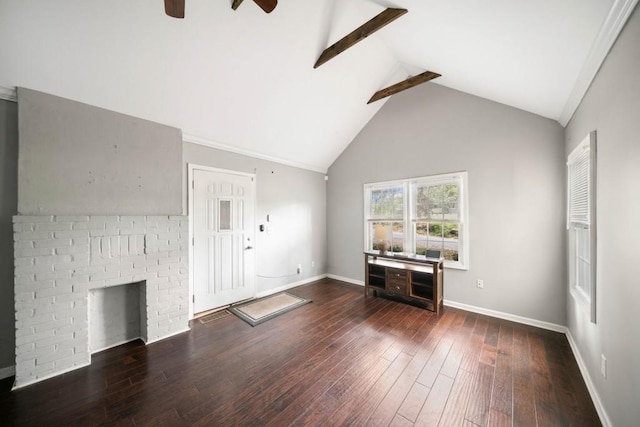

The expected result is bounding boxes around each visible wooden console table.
[364,251,444,313]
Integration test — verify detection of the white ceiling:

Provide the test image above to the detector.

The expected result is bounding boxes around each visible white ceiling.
[0,0,636,172]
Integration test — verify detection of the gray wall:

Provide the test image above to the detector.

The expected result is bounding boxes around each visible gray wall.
[0,98,18,372]
[565,4,640,426]
[183,143,327,295]
[17,88,182,215]
[327,83,566,325]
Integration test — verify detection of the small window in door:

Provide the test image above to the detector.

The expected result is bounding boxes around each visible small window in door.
[219,200,232,231]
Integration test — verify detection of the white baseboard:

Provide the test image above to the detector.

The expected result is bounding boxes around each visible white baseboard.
[0,365,15,380]
[12,361,91,390]
[90,337,142,355]
[143,326,191,345]
[565,330,612,427]
[327,274,364,287]
[443,299,566,333]
[255,274,328,298]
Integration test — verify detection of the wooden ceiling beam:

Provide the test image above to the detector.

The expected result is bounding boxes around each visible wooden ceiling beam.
[232,0,277,13]
[164,0,185,18]
[314,8,408,69]
[367,71,441,104]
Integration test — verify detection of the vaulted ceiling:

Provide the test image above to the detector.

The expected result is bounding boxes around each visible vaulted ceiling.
[0,0,635,172]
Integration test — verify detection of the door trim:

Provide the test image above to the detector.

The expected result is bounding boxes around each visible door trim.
[188,164,257,319]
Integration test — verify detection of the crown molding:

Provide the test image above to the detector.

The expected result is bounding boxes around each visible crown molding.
[0,86,17,102]
[182,132,328,174]
[559,0,639,126]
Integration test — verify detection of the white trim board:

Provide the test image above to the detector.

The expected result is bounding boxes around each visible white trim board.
[183,132,327,175]
[565,330,612,427]
[0,365,15,381]
[0,85,17,102]
[443,299,566,333]
[255,274,328,299]
[12,362,91,391]
[327,274,364,287]
[559,0,639,126]
[143,327,191,346]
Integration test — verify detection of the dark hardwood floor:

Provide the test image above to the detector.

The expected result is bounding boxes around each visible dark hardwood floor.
[0,279,601,426]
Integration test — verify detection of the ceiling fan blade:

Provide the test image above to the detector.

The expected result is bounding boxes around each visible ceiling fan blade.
[253,0,277,13]
[164,0,185,18]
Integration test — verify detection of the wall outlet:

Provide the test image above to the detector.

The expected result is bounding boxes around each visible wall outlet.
[601,354,607,378]
[297,264,302,274]
[476,279,484,289]
[311,261,315,268]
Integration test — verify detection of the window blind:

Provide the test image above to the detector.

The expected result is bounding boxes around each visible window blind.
[568,145,590,225]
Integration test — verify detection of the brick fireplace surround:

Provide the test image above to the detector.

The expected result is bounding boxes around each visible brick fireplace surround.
[13,215,189,388]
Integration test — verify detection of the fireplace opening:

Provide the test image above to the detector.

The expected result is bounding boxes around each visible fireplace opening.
[89,281,147,354]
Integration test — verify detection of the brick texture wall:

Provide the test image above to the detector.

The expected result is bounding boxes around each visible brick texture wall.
[13,215,189,388]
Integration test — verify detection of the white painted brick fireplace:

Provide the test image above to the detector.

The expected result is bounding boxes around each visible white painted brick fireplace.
[13,215,189,388]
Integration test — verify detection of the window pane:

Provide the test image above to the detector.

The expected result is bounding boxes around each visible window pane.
[371,222,390,250]
[219,200,231,231]
[419,222,460,261]
[390,222,404,252]
[575,226,590,297]
[370,221,404,252]
[370,186,404,219]
[416,183,459,221]
[415,222,428,255]
[445,243,460,262]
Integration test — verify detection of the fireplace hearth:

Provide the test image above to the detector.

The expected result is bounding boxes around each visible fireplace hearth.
[13,215,189,388]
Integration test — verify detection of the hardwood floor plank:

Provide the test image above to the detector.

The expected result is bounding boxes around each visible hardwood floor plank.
[417,337,454,387]
[390,414,415,427]
[0,280,602,427]
[512,326,537,427]
[397,382,430,422]
[529,331,563,426]
[459,317,485,374]
[438,368,475,427]
[488,322,513,423]
[487,408,511,427]
[464,361,495,426]
[414,373,455,426]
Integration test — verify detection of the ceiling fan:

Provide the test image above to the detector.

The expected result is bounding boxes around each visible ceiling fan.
[164,0,277,18]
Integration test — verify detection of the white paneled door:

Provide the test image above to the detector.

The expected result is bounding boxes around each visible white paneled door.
[193,169,255,313]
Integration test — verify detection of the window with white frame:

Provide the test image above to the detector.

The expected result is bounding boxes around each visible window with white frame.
[567,132,596,316]
[364,172,469,269]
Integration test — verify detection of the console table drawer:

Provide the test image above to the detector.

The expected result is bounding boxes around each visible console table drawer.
[387,268,407,281]
[386,268,407,295]
[386,281,407,295]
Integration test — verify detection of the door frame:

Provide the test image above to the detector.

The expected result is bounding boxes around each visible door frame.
[188,163,257,319]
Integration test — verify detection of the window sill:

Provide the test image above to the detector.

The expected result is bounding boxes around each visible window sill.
[445,262,468,271]
[570,287,591,308]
